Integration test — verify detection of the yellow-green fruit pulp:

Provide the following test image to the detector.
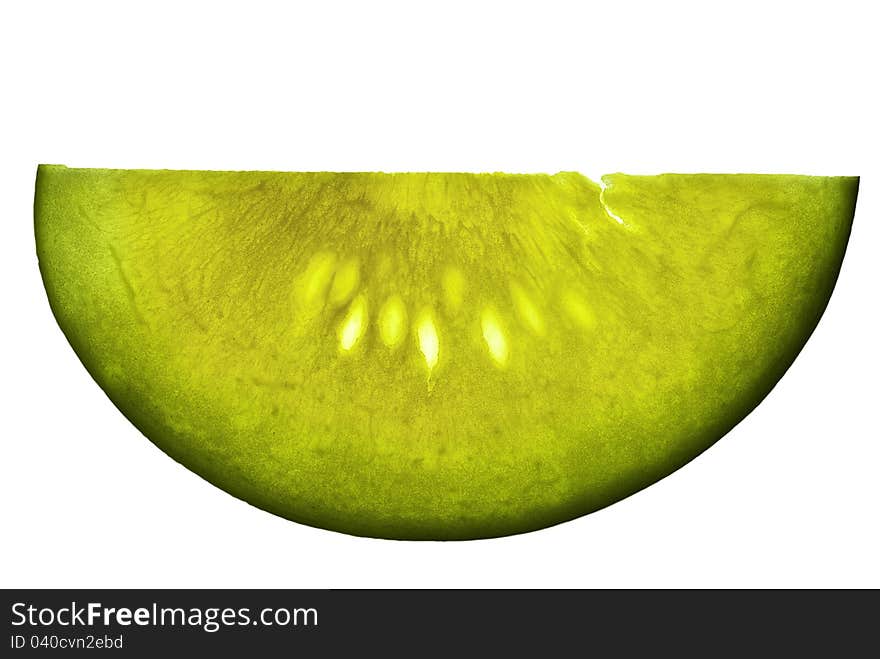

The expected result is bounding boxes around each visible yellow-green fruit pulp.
[34,167,858,539]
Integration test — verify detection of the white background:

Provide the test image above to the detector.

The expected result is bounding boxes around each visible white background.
[1,0,877,588]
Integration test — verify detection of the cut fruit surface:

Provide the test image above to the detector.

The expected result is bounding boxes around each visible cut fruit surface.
[34,166,858,539]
